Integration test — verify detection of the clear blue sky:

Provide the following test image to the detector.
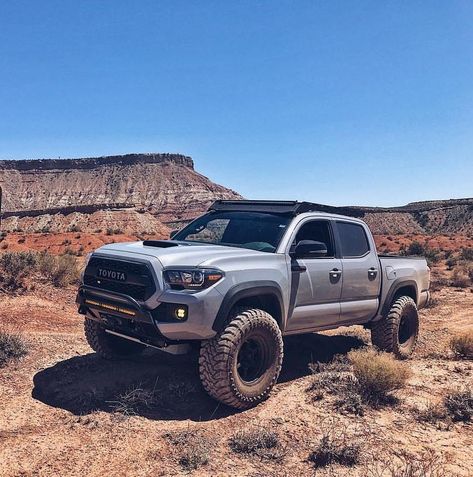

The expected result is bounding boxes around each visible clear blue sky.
[1,1,472,206]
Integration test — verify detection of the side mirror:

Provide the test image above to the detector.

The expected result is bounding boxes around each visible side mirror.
[169,230,179,239]
[292,240,328,258]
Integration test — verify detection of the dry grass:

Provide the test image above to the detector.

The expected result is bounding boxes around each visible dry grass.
[37,252,80,287]
[308,424,363,469]
[0,250,80,291]
[444,388,473,422]
[0,251,37,291]
[449,330,473,359]
[107,383,160,417]
[450,266,471,288]
[414,402,449,425]
[0,328,29,367]
[229,425,283,461]
[164,428,211,471]
[364,449,454,477]
[348,348,411,405]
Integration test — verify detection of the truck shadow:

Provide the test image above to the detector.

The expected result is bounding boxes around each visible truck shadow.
[32,332,365,421]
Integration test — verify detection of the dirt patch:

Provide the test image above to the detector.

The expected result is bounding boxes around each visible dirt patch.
[0,287,472,476]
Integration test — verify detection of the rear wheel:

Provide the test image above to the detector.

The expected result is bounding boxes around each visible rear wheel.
[199,308,283,409]
[84,319,145,359]
[371,296,419,359]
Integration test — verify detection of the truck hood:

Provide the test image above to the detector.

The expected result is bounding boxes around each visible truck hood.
[95,240,265,268]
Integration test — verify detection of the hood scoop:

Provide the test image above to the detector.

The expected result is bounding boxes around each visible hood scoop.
[142,240,180,248]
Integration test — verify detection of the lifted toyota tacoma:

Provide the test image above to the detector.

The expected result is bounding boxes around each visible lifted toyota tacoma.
[77,200,430,409]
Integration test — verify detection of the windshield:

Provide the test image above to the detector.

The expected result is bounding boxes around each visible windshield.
[172,211,291,252]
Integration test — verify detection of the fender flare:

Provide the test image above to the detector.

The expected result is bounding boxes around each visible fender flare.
[212,281,285,332]
[381,278,419,316]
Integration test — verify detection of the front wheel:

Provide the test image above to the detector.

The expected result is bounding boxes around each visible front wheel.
[371,296,419,359]
[84,319,145,359]
[199,308,283,409]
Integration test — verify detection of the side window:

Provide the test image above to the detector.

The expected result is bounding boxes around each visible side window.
[337,222,370,257]
[294,220,335,257]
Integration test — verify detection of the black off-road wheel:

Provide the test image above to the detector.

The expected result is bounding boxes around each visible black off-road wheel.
[371,296,419,359]
[84,319,145,359]
[199,308,284,409]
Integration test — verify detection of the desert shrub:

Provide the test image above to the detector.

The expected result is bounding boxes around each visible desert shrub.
[403,241,440,265]
[460,247,473,261]
[364,449,452,477]
[444,389,473,422]
[348,349,411,405]
[414,401,448,424]
[106,228,114,236]
[0,328,29,367]
[405,241,425,256]
[68,225,81,232]
[40,226,51,234]
[109,384,160,417]
[308,355,358,402]
[229,426,280,460]
[164,429,211,471]
[445,256,457,270]
[37,252,80,287]
[17,237,25,244]
[449,331,473,359]
[334,388,365,416]
[450,266,470,288]
[0,251,38,291]
[309,432,361,469]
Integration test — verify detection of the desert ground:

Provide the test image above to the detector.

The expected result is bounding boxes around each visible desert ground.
[0,235,472,477]
[0,288,472,475]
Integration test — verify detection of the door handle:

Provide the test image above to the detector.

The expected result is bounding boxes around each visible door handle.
[368,267,378,279]
[329,268,342,282]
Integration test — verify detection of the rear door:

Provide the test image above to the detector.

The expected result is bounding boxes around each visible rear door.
[335,221,381,323]
[286,219,342,332]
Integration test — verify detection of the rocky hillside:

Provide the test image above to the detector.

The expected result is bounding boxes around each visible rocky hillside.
[0,153,471,236]
[0,153,241,233]
[355,199,473,235]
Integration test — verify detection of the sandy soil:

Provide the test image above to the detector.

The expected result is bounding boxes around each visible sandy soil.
[0,286,472,477]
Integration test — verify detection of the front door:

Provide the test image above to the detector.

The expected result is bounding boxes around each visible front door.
[286,219,342,332]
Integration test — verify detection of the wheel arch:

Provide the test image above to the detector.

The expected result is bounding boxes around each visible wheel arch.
[381,279,418,316]
[212,281,285,332]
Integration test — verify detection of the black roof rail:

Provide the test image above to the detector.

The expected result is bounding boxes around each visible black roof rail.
[208,200,364,217]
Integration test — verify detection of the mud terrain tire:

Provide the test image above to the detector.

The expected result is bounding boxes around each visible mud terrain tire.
[371,296,419,359]
[84,319,145,359]
[199,308,283,409]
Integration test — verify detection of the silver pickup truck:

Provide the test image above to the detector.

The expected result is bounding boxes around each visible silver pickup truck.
[77,200,430,409]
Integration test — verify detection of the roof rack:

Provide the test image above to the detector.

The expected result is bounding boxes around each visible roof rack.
[209,200,363,217]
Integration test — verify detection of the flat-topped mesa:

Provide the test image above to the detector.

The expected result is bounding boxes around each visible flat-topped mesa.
[0,153,194,171]
[0,152,240,216]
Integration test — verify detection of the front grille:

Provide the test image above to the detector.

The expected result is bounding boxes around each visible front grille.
[84,257,156,301]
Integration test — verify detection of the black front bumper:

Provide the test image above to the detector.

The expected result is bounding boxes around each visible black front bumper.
[76,285,170,348]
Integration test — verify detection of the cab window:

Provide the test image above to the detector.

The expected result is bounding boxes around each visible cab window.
[336,221,370,257]
[294,220,335,257]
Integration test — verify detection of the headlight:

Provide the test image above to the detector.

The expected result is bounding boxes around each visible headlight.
[163,268,224,290]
